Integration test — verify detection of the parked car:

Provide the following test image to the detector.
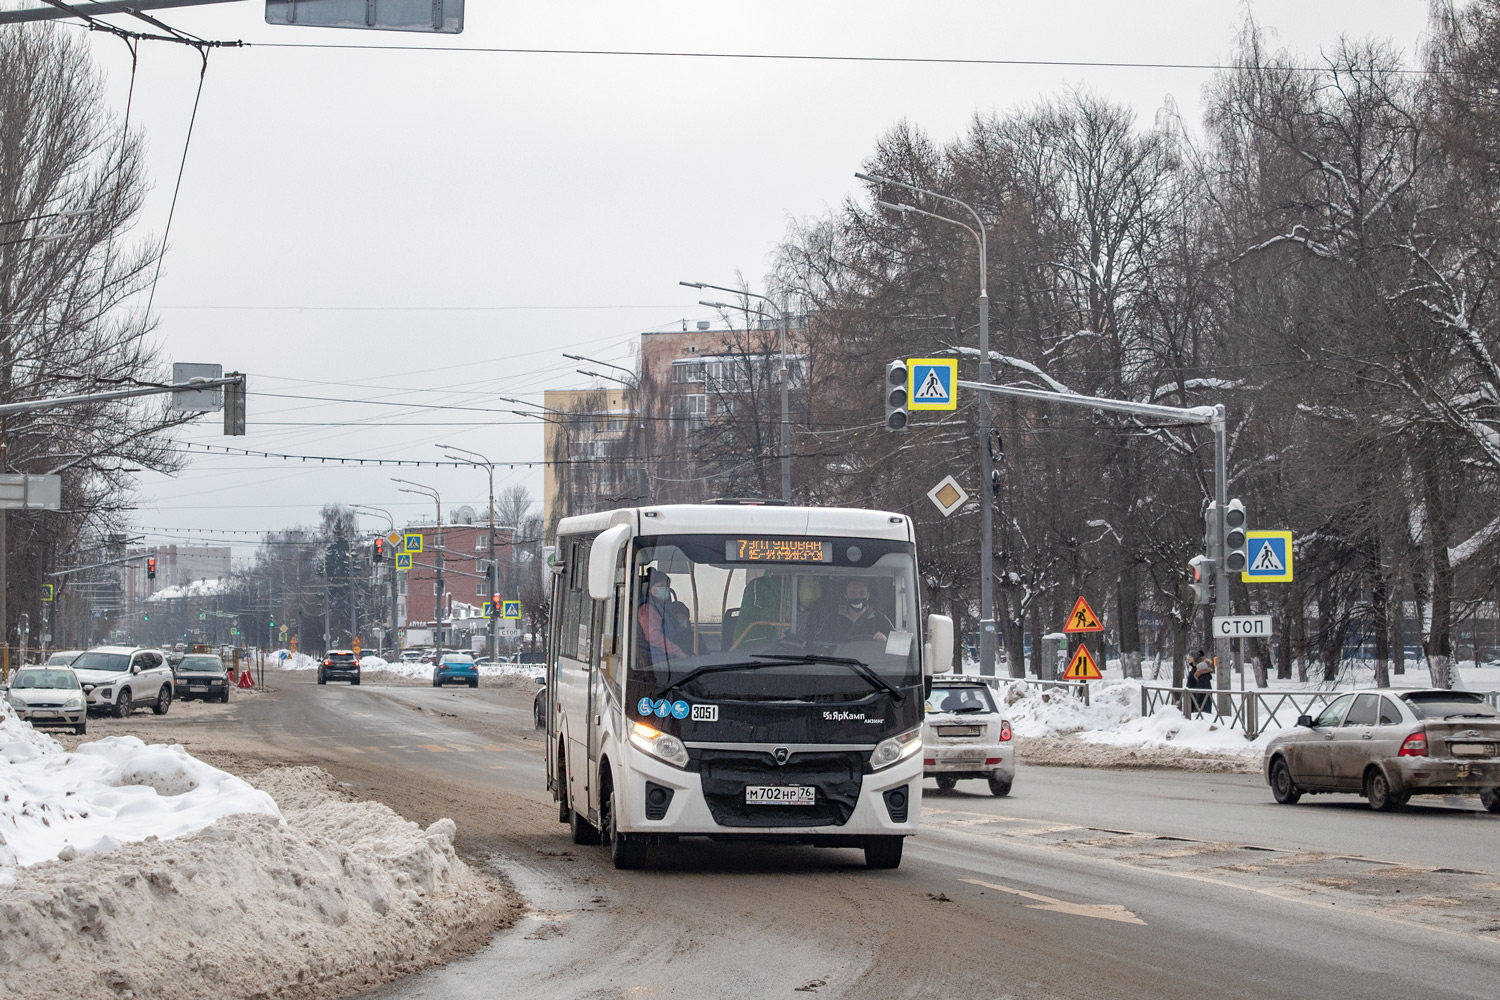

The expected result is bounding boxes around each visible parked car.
[433,654,478,688]
[6,665,87,734]
[45,650,84,667]
[923,678,1015,796]
[1264,688,1500,812]
[70,646,173,717]
[399,649,425,664]
[318,650,361,685]
[533,676,547,728]
[174,653,231,703]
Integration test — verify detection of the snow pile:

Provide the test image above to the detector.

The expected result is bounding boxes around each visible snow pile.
[1077,703,1263,755]
[0,765,510,1000]
[996,678,1142,738]
[1,705,281,877]
[267,650,323,671]
[145,578,229,601]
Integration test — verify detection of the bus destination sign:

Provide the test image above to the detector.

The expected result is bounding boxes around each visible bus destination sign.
[725,539,832,563]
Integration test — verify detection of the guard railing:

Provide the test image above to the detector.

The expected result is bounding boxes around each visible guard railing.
[968,675,1091,706]
[1139,685,1345,739]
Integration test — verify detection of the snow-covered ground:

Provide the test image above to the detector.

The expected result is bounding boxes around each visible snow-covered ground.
[0,702,511,1000]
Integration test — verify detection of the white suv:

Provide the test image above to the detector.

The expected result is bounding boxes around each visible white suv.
[71,646,175,717]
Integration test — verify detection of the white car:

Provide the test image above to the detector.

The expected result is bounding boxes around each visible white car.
[70,646,174,717]
[5,666,87,734]
[46,650,84,667]
[923,679,1015,796]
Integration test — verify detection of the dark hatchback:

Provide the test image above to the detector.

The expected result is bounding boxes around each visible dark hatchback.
[318,650,361,685]
[174,654,230,702]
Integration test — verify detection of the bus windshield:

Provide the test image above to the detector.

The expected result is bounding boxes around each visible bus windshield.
[631,533,920,702]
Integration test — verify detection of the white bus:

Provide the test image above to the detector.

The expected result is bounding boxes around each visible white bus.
[543,501,953,869]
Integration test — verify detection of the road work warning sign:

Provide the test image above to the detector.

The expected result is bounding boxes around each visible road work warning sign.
[1064,645,1103,680]
[1063,596,1103,633]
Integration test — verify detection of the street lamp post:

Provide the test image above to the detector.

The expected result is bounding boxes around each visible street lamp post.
[683,281,793,503]
[353,504,400,658]
[392,479,443,649]
[437,445,498,661]
[856,171,999,677]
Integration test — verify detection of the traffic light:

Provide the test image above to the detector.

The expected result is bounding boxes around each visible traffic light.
[884,360,908,432]
[373,537,384,562]
[1203,502,1221,564]
[1188,555,1213,605]
[1223,499,1248,574]
[223,372,246,436]
[147,556,157,579]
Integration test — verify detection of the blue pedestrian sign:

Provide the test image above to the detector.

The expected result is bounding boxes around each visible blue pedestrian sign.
[1242,531,1293,582]
[907,358,957,411]
[501,600,521,619]
[395,552,412,570]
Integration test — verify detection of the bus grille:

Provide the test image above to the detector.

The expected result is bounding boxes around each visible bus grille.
[697,750,864,827]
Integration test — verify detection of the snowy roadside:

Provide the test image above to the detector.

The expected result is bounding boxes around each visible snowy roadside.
[0,704,518,1000]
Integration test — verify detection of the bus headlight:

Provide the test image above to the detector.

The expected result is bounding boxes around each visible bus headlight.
[870,728,923,770]
[630,721,689,769]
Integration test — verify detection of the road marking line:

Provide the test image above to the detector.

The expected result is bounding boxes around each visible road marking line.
[961,878,1147,925]
[420,744,452,753]
[489,765,507,770]
[447,745,477,753]
[482,745,511,752]
[353,712,373,718]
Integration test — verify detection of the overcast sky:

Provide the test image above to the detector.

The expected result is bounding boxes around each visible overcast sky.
[40,0,1431,559]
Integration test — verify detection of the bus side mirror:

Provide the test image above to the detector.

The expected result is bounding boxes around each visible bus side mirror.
[924,614,953,676]
[589,525,631,601]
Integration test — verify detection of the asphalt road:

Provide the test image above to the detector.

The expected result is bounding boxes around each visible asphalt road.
[194,672,1500,1000]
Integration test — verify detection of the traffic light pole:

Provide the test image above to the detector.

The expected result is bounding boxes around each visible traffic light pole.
[956,379,1231,677]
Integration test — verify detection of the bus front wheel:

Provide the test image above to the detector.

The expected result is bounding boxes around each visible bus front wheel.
[603,774,646,870]
[864,836,903,869]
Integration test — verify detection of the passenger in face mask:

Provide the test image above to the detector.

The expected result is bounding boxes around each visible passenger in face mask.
[638,569,685,660]
[814,580,892,644]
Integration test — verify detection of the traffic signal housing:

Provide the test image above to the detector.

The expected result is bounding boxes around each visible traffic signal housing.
[884,360,908,432]
[1188,554,1213,605]
[147,556,157,580]
[373,537,384,562]
[1223,499,1249,574]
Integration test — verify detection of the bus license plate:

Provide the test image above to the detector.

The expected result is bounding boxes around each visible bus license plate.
[745,785,815,805]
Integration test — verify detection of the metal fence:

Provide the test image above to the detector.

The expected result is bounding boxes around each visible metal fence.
[1140,685,1345,739]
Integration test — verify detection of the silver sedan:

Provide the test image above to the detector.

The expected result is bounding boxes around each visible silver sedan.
[1264,688,1500,812]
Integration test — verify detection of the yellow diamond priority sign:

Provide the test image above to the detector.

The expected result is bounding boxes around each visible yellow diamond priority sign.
[926,475,970,517]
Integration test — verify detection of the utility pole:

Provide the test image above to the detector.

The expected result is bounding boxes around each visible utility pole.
[394,480,443,649]
[682,282,794,502]
[438,445,498,659]
[857,174,997,675]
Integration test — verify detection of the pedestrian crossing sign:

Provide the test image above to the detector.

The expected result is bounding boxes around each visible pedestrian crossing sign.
[395,552,412,570]
[501,600,521,620]
[907,358,958,411]
[1242,531,1293,582]
[483,601,494,618]
[1064,644,1103,680]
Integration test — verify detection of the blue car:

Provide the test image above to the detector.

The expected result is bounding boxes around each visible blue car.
[433,654,479,688]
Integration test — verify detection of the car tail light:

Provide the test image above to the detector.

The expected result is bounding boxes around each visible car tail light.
[999,720,1012,742]
[923,758,935,766]
[1398,731,1428,757]
[323,659,332,667]
[985,757,1004,765]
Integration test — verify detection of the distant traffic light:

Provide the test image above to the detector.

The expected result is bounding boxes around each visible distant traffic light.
[1188,555,1213,605]
[884,360,909,432]
[373,537,384,561]
[147,556,157,579]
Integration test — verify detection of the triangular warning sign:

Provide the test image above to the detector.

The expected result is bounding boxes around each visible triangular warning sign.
[1250,542,1284,573]
[914,368,949,402]
[1064,644,1103,680]
[1062,595,1103,633]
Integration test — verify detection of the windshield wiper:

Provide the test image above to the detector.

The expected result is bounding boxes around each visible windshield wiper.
[651,660,795,701]
[1445,712,1498,720]
[749,653,905,703]
[949,705,989,714]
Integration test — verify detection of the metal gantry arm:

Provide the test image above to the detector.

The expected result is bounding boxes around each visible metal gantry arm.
[958,377,1233,687]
